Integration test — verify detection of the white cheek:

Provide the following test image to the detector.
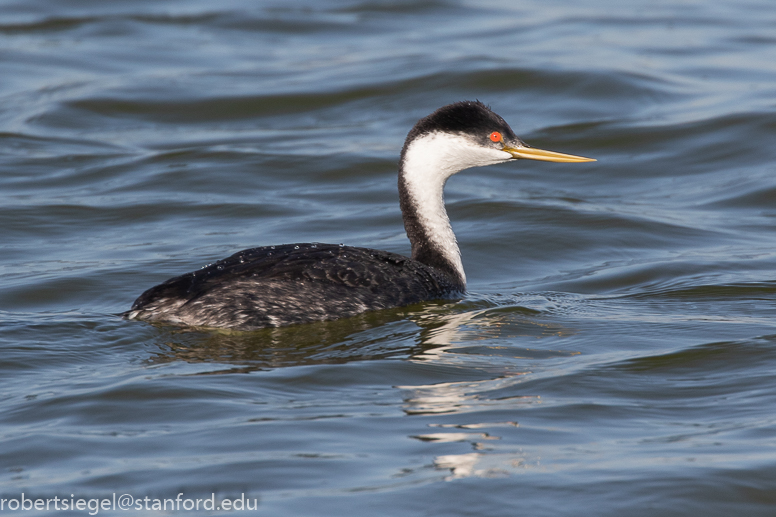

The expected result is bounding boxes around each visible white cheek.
[447,142,513,171]
[404,132,512,182]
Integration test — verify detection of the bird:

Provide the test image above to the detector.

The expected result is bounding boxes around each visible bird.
[125,101,594,330]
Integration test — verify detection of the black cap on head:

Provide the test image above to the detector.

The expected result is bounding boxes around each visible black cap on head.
[405,100,519,145]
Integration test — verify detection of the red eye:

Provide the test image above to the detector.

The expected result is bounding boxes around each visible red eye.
[489,131,502,143]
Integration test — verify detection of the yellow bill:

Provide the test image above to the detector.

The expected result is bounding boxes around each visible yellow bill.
[504,146,596,163]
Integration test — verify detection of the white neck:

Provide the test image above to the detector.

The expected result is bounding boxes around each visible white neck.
[399,132,512,286]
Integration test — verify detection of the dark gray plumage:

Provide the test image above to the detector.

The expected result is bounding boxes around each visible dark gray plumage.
[126,243,460,330]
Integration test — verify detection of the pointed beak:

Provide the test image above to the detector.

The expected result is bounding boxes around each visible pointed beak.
[503,145,596,163]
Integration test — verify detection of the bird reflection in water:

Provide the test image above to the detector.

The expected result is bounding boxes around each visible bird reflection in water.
[144,297,575,373]
[143,299,578,479]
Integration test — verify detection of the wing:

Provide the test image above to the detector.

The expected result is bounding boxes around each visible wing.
[127,243,460,329]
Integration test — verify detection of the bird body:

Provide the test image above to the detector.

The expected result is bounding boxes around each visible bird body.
[126,101,594,330]
[125,243,460,329]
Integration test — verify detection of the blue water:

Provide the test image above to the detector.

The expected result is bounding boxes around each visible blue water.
[2,0,776,515]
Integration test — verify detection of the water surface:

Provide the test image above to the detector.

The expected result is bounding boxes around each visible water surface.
[2,0,776,515]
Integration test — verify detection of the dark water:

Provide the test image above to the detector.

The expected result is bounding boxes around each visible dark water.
[2,0,776,515]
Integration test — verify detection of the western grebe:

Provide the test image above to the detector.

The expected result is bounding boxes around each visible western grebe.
[125,101,594,330]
